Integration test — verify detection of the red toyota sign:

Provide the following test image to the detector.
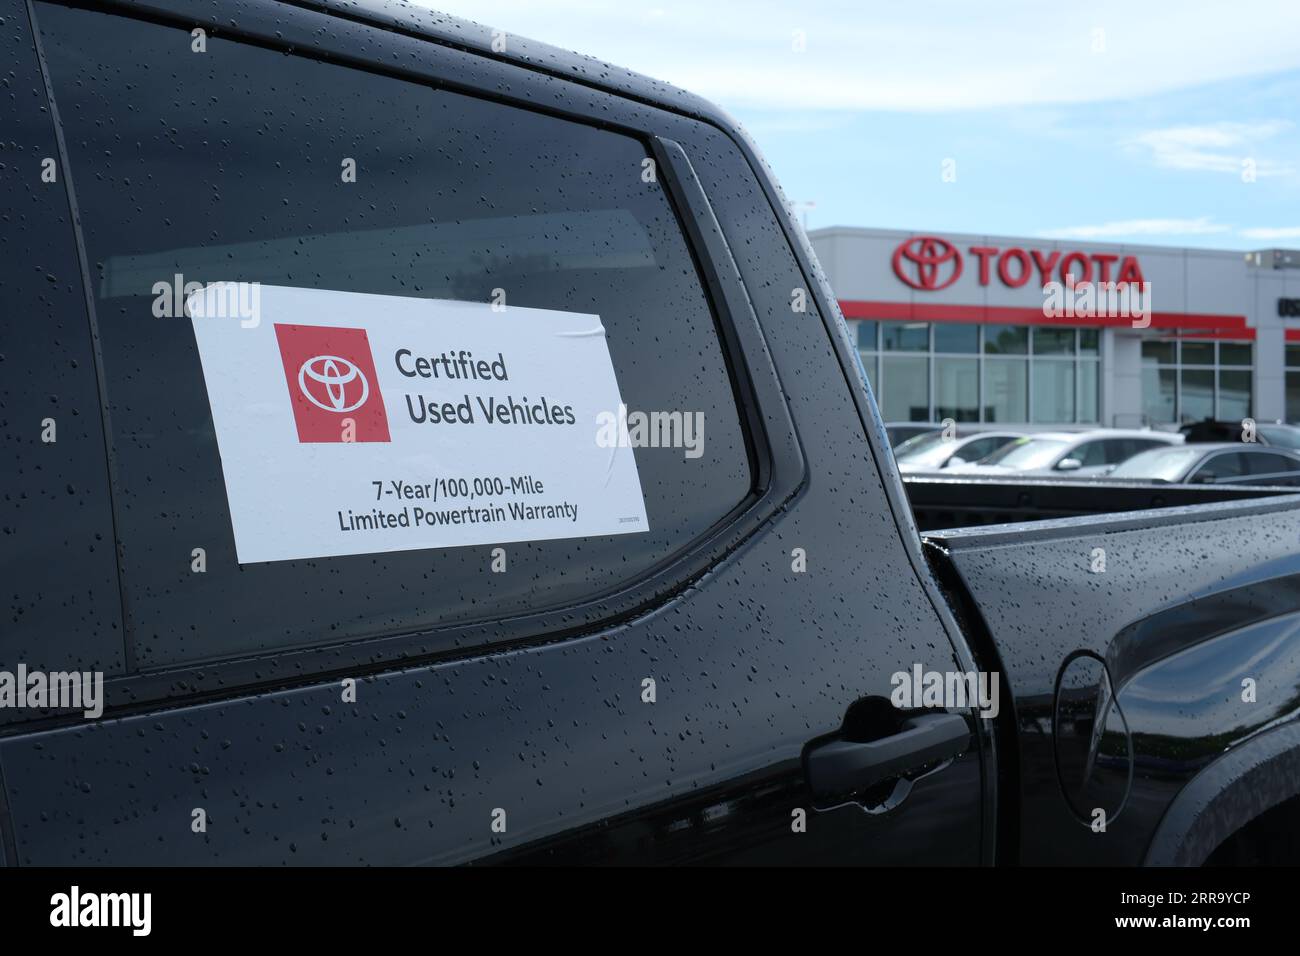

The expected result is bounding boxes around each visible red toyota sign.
[274,323,392,443]
[892,236,1144,290]
[892,236,963,291]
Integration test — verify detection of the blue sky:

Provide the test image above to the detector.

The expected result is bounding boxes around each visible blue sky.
[419,1,1300,249]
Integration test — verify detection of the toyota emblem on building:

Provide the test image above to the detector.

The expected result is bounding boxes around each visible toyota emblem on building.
[893,236,963,291]
[298,354,370,413]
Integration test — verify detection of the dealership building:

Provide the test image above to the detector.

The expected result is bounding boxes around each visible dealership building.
[809,227,1300,427]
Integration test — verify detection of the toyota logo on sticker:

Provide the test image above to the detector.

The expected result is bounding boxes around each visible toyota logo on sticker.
[892,236,963,291]
[274,324,391,443]
[298,355,370,413]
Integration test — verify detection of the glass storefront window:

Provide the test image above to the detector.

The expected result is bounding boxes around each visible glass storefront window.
[935,357,979,422]
[1287,372,1300,422]
[1219,370,1252,420]
[1033,328,1075,355]
[1032,360,1075,422]
[984,359,1028,422]
[882,321,929,351]
[1143,367,1177,423]
[1220,343,1252,366]
[1216,369,1248,418]
[859,319,1255,427]
[856,321,878,351]
[934,323,979,353]
[857,321,1100,424]
[1142,341,1175,365]
[1288,345,1300,369]
[1078,361,1099,422]
[880,355,930,421]
[984,325,1028,355]
[1180,341,1215,366]
[1140,338,1253,423]
[1180,368,1215,421]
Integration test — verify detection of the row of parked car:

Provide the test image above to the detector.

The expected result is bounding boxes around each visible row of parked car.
[887,419,1300,485]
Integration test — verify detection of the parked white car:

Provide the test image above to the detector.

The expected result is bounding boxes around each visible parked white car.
[894,429,1026,473]
[946,429,1183,478]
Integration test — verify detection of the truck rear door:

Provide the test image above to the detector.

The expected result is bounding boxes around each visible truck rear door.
[2,0,986,865]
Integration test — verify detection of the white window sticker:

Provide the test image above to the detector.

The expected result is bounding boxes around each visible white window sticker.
[187,284,648,563]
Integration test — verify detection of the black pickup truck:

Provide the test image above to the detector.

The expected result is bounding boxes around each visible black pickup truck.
[3,0,1300,868]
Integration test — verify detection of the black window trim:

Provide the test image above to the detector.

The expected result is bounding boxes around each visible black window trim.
[22,0,807,730]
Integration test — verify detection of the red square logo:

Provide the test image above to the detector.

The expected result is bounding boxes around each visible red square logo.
[274,323,391,443]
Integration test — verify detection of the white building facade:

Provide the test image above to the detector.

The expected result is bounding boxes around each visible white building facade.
[810,227,1300,427]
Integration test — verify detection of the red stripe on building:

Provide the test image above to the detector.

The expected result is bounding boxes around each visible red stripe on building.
[838,299,1250,332]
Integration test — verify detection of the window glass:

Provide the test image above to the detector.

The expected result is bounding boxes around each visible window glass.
[1180,341,1215,365]
[1241,452,1300,476]
[1180,369,1215,422]
[882,321,930,351]
[1099,439,1132,464]
[934,323,979,353]
[1288,346,1300,370]
[880,355,930,420]
[1103,438,1163,464]
[1288,373,1300,422]
[893,432,948,459]
[1072,440,1109,468]
[0,7,126,685]
[1079,329,1099,355]
[1142,367,1177,423]
[984,325,1028,355]
[983,437,1067,469]
[39,3,753,667]
[1078,361,1099,422]
[1142,341,1175,365]
[1219,343,1252,366]
[1219,370,1252,420]
[1032,360,1075,423]
[1033,328,1074,355]
[984,359,1028,422]
[1258,425,1300,449]
[1110,446,1201,482]
[956,436,1006,462]
[856,320,879,351]
[1194,452,1244,481]
[935,357,978,422]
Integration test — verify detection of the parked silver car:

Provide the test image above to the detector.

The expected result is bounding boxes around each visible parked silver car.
[947,429,1182,477]
[1109,443,1300,485]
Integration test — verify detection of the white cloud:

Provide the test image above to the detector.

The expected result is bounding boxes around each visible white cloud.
[1044,218,1233,239]
[1240,226,1300,240]
[412,0,1300,112]
[1129,121,1294,176]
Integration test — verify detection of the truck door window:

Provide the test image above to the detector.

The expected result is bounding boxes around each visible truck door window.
[35,1,754,668]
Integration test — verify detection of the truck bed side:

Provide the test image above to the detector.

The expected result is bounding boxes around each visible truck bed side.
[924,493,1300,864]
